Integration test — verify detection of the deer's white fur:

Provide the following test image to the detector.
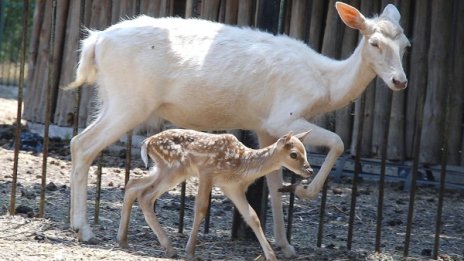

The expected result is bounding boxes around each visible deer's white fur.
[117,129,312,260]
[66,2,409,257]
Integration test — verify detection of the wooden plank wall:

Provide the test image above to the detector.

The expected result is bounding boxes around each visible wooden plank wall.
[23,0,464,166]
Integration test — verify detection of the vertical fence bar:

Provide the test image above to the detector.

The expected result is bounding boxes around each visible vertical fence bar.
[204,191,212,234]
[316,179,329,247]
[178,181,187,233]
[375,90,393,252]
[124,131,133,185]
[432,103,450,259]
[94,154,103,224]
[9,0,29,215]
[286,172,296,242]
[39,0,57,218]
[433,1,457,257]
[404,78,428,257]
[347,93,366,250]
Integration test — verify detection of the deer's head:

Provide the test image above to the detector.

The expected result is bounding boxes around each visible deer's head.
[336,2,410,91]
[276,131,313,178]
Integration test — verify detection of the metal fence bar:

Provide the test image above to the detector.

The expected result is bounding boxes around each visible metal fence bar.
[39,0,57,218]
[125,131,133,185]
[94,154,103,224]
[347,93,366,250]
[286,172,296,242]
[375,90,393,252]
[433,2,457,256]
[404,76,428,257]
[8,0,29,215]
[178,181,187,233]
[316,179,328,247]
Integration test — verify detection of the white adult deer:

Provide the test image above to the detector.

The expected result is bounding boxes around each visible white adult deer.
[66,2,409,257]
[117,129,313,260]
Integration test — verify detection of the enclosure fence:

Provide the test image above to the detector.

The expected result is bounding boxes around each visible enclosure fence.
[3,0,463,260]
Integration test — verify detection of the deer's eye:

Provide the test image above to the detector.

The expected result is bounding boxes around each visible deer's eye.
[290,152,298,159]
[370,41,379,48]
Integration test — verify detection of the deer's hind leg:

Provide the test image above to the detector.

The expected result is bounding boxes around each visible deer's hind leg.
[117,175,151,248]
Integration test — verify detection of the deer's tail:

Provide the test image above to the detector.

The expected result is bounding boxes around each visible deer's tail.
[62,30,99,90]
[140,138,150,168]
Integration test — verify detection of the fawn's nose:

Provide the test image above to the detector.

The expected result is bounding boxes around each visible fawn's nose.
[304,164,313,176]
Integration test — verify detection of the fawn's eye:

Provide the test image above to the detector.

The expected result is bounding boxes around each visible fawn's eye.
[290,152,298,159]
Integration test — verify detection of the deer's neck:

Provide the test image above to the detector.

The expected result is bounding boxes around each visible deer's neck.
[240,145,280,181]
[323,38,376,112]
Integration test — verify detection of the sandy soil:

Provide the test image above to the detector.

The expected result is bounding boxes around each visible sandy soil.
[0,88,463,261]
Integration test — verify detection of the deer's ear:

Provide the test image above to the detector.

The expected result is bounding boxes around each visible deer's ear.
[278,131,293,146]
[294,130,311,142]
[335,2,366,31]
[381,4,401,23]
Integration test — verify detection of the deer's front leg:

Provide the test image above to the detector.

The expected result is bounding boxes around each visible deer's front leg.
[185,177,212,260]
[223,186,277,261]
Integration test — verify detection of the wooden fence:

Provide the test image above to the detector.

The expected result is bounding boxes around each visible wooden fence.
[22,0,464,166]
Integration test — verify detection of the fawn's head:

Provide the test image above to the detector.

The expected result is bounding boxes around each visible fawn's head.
[276,131,313,178]
[336,2,410,91]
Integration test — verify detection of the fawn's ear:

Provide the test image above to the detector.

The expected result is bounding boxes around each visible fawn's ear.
[277,131,293,146]
[294,129,312,143]
[335,2,366,31]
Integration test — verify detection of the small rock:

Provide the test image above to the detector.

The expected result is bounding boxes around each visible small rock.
[332,188,343,195]
[421,248,432,256]
[16,205,33,215]
[46,182,58,191]
[34,232,45,241]
[108,181,114,187]
[21,189,36,199]
[387,219,403,226]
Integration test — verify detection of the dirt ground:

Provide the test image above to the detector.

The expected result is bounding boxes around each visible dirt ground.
[0,87,463,261]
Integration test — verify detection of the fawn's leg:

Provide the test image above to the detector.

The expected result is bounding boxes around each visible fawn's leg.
[117,175,153,248]
[185,177,213,260]
[139,168,188,258]
[222,186,277,261]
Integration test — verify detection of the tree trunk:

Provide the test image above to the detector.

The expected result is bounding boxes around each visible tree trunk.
[23,0,70,125]
[420,0,453,164]
[289,0,305,39]
[405,1,430,159]
[54,0,85,127]
[306,0,326,51]
[237,0,254,26]
[224,0,238,25]
[201,0,220,21]
[447,0,464,165]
